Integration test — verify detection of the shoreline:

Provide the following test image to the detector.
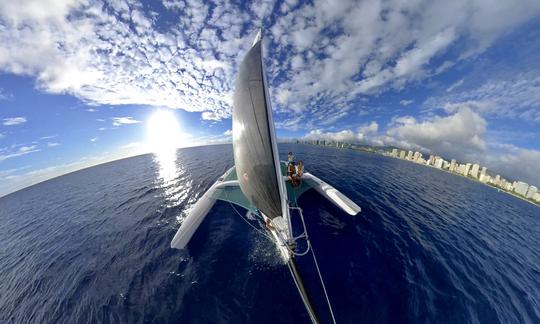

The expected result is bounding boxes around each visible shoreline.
[299,143,540,208]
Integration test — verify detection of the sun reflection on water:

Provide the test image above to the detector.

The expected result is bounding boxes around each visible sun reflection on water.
[153,149,178,185]
[152,149,186,207]
[146,110,194,210]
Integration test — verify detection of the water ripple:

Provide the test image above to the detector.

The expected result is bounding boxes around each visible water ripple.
[0,144,539,323]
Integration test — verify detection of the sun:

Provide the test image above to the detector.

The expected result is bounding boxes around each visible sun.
[146,110,181,153]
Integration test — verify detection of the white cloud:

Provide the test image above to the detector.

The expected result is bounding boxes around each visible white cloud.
[0,88,12,100]
[39,135,56,140]
[386,106,487,159]
[0,0,538,124]
[267,0,540,125]
[399,100,414,106]
[223,129,232,136]
[111,117,141,127]
[446,79,464,92]
[425,74,540,123]
[0,145,40,162]
[483,146,540,186]
[304,129,356,142]
[90,137,98,142]
[2,117,27,126]
[358,121,378,134]
[47,142,60,147]
[120,142,142,150]
[303,121,379,143]
[0,0,253,121]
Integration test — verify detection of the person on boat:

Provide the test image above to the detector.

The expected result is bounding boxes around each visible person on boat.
[287,152,294,165]
[288,161,298,186]
[295,160,304,186]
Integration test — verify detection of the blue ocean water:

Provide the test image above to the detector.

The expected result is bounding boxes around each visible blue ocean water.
[0,144,539,324]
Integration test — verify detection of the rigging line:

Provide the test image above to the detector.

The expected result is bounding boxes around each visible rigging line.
[225,190,273,242]
[310,240,337,324]
[288,193,337,324]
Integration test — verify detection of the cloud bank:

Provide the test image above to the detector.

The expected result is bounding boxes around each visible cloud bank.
[1,0,539,125]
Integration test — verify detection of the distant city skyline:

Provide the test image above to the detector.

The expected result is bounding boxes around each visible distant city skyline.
[1,1,540,196]
[385,147,540,205]
[301,138,540,205]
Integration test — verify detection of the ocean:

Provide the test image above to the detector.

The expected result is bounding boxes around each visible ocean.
[0,144,539,323]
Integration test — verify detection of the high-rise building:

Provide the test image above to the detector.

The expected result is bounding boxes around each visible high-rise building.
[413,151,423,163]
[464,163,472,177]
[449,159,456,172]
[480,167,487,176]
[399,150,406,159]
[494,174,501,186]
[407,151,413,160]
[434,158,444,169]
[479,174,491,183]
[391,148,398,157]
[526,186,537,199]
[534,192,540,203]
[470,163,480,178]
[514,181,529,196]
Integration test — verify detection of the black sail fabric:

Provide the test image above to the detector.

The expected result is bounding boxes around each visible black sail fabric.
[232,39,282,219]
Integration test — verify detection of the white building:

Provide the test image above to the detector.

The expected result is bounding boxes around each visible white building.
[434,158,444,169]
[391,148,398,157]
[480,167,487,176]
[526,186,537,199]
[399,150,406,159]
[479,174,491,183]
[493,175,501,186]
[407,150,413,160]
[449,159,457,172]
[470,163,480,178]
[464,163,472,177]
[514,181,529,196]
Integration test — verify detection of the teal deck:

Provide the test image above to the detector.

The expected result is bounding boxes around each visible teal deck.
[215,162,313,211]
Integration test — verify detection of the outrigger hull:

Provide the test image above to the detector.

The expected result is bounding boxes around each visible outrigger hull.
[170,162,360,251]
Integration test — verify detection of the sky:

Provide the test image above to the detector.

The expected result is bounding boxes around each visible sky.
[1,0,540,197]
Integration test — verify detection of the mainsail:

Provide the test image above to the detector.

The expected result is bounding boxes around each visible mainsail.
[232,31,287,220]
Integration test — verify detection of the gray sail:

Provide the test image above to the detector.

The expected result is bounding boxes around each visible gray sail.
[232,32,284,220]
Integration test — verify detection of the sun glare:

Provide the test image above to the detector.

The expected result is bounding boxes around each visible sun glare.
[147,110,181,153]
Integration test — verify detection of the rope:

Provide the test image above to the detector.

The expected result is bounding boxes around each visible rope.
[224,169,337,323]
[229,201,276,242]
[287,194,337,324]
[225,190,273,242]
[310,240,337,324]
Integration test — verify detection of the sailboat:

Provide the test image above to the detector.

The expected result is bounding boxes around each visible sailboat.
[171,31,361,323]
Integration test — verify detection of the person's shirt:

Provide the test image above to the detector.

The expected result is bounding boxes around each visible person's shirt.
[288,164,295,175]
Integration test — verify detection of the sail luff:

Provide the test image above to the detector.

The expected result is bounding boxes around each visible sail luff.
[259,36,290,225]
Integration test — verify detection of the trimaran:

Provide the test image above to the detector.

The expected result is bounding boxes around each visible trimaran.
[171,31,361,323]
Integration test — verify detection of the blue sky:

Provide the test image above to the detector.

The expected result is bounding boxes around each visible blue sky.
[1,0,540,196]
